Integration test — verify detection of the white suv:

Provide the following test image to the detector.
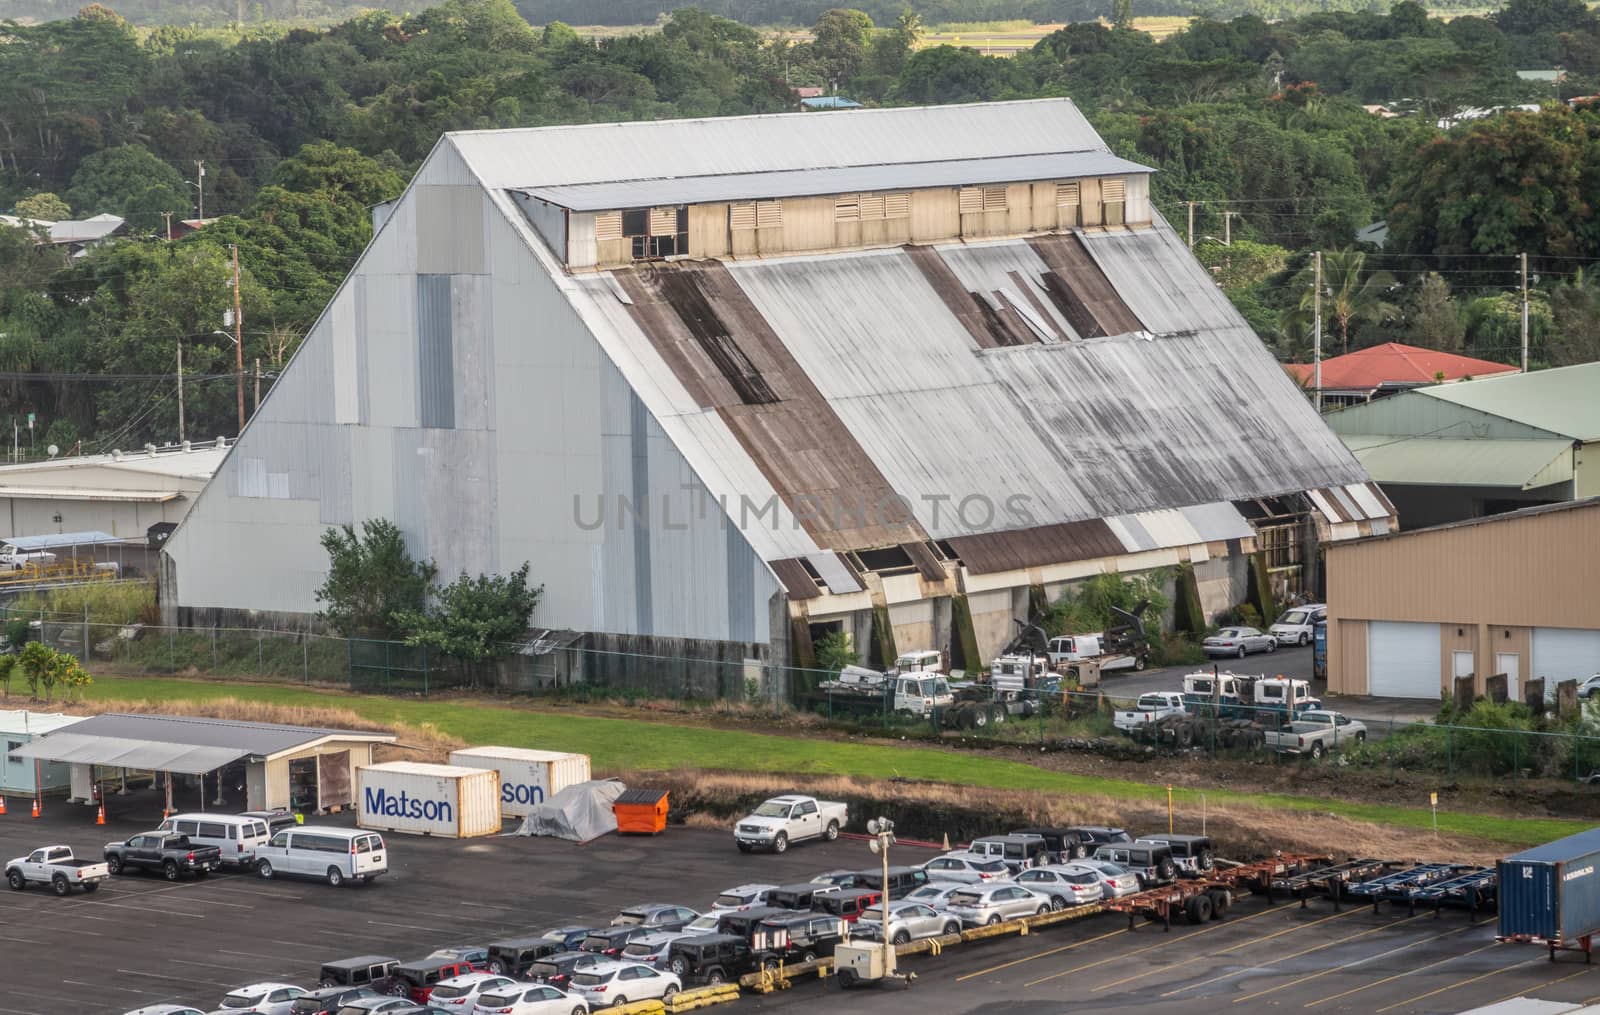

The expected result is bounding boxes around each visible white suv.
[568,962,680,1008]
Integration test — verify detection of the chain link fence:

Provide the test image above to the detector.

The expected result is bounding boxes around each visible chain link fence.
[10,604,1599,784]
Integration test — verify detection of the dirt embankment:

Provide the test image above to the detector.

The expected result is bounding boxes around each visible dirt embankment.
[630,769,1509,866]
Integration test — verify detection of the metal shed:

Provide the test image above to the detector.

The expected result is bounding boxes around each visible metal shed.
[5,712,396,815]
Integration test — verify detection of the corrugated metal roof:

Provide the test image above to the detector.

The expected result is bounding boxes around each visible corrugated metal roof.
[519,151,1152,212]
[1283,342,1518,390]
[4,531,121,550]
[1344,435,1574,489]
[949,519,1126,574]
[55,712,394,757]
[7,733,246,775]
[449,99,1109,190]
[0,486,178,503]
[0,710,82,736]
[769,557,822,599]
[1418,361,1600,441]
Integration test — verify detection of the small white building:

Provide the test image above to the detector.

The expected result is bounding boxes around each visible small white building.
[0,710,83,797]
[0,440,227,542]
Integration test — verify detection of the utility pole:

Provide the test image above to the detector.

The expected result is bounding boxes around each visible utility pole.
[195,161,205,221]
[231,244,245,434]
[1186,201,1196,250]
[1223,211,1233,247]
[254,357,261,413]
[162,211,173,243]
[1520,252,1530,373]
[176,338,185,443]
[1313,250,1323,413]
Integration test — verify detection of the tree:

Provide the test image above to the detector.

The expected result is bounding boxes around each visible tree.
[1549,268,1600,365]
[814,630,857,674]
[1494,0,1596,36]
[65,145,190,232]
[811,8,874,87]
[1113,0,1134,30]
[315,519,437,640]
[399,563,542,685]
[1403,272,1465,351]
[0,655,12,700]
[14,193,70,221]
[1283,250,1399,354]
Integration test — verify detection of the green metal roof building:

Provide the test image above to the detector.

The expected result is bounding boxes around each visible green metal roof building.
[1327,362,1600,529]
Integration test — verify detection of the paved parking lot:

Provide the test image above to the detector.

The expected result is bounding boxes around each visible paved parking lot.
[4,795,1595,1015]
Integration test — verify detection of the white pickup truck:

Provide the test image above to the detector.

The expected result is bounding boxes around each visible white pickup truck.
[1262,710,1368,758]
[734,795,849,854]
[1113,692,1188,734]
[5,844,111,895]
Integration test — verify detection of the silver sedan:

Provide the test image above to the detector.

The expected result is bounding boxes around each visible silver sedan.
[1203,627,1277,658]
[852,901,963,944]
[920,853,1013,884]
[942,884,1052,927]
[1074,859,1142,899]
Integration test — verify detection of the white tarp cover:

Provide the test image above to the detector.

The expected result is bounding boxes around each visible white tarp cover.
[516,779,625,841]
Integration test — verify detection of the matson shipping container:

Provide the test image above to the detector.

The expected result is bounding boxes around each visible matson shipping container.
[1498,827,1600,958]
[449,747,592,818]
[356,761,501,839]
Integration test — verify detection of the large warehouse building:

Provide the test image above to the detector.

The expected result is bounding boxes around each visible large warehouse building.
[1326,499,1600,700]
[162,100,1389,683]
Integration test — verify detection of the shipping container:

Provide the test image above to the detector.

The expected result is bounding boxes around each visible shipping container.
[1498,827,1600,955]
[356,761,501,839]
[449,747,591,817]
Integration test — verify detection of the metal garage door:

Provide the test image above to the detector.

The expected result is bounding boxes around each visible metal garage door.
[1368,621,1441,698]
[1532,628,1600,684]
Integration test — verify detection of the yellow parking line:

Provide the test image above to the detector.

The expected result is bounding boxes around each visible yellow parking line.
[1304,942,1500,1008]
[1232,924,1475,1004]
[955,926,1130,981]
[1020,904,1287,989]
[1373,954,1544,1013]
[1160,913,1428,998]
[1089,907,1363,993]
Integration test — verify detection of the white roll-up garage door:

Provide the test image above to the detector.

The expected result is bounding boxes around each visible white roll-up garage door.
[1368,621,1442,698]
[1532,628,1600,684]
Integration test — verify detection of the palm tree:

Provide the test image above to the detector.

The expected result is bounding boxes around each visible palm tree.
[1280,250,1399,355]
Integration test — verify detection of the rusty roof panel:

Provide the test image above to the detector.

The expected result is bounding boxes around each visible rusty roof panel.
[949,519,1127,574]
[769,558,822,599]
[1028,233,1145,337]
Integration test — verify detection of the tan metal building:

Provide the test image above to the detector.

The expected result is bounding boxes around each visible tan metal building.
[1326,498,1600,699]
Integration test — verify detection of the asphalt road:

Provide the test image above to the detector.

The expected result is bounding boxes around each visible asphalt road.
[4,792,1593,1015]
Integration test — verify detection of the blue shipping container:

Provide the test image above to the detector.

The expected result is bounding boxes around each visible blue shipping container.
[1498,827,1600,946]
[1312,621,1327,680]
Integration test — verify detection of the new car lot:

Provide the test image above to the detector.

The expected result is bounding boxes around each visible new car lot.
[3,802,1591,1015]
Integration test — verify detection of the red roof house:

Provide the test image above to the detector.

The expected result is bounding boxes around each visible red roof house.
[1285,342,1519,406]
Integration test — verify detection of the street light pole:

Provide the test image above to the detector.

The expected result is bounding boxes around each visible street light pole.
[868,816,897,979]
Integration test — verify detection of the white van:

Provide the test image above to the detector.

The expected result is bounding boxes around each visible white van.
[159,813,272,869]
[254,826,387,886]
[1269,604,1327,646]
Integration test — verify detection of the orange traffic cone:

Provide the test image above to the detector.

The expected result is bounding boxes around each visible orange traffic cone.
[31,798,40,819]
[96,801,105,826]
[0,794,7,815]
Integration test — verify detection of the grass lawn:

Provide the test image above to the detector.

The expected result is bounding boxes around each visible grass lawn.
[79,675,1584,848]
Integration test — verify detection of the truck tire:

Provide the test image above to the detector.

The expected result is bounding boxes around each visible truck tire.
[257,860,275,879]
[326,866,344,887]
[7,869,24,890]
[825,820,840,841]
[51,874,70,896]
[1208,888,1232,916]
[106,855,123,875]
[1186,893,1214,923]
[991,707,1006,726]
[1310,741,1326,760]
[163,861,180,882]
[972,710,988,728]
[1175,724,1194,748]
[957,709,975,730]
[773,832,788,854]
[1156,856,1176,882]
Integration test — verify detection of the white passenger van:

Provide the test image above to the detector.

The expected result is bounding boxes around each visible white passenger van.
[159,813,272,869]
[253,825,387,886]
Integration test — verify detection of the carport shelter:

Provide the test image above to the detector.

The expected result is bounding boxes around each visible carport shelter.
[5,712,395,814]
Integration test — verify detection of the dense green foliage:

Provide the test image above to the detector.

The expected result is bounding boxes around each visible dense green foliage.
[1,0,1598,448]
[315,519,437,640]
[398,562,543,677]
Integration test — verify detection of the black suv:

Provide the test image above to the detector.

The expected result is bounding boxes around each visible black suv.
[716,906,797,945]
[290,986,379,1015]
[485,937,564,977]
[1012,826,1131,862]
[316,956,400,991]
[766,882,840,911]
[526,951,602,990]
[578,926,648,959]
[662,934,777,985]
[851,865,932,900]
[751,912,847,964]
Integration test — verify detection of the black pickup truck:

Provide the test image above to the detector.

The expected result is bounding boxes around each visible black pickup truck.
[104,832,223,881]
